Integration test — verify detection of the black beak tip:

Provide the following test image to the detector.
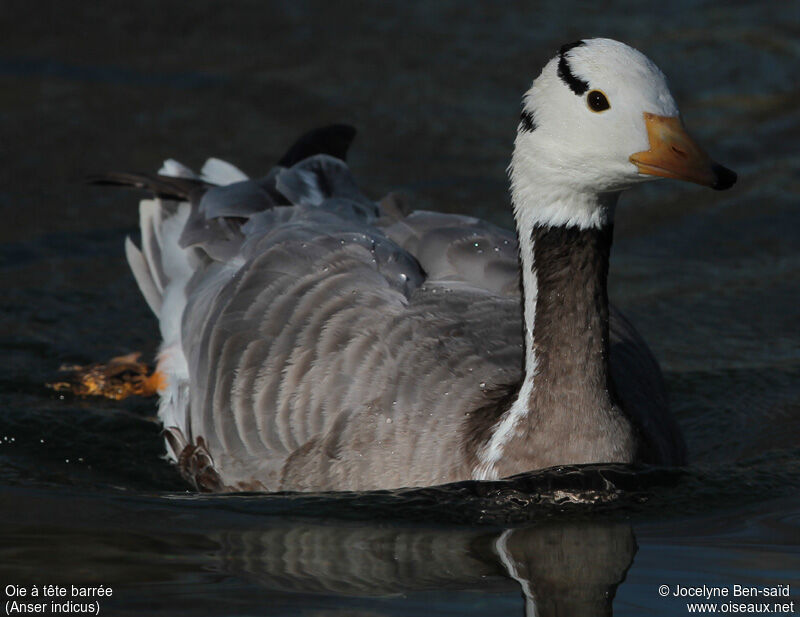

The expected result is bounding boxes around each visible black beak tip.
[711,164,737,191]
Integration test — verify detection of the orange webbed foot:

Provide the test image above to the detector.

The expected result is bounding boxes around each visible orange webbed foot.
[48,352,164,400]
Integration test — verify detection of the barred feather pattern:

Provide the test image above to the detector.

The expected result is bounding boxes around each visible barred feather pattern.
[119,149,677,491]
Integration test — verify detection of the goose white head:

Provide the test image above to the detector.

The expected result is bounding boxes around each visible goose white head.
[510,38,736,229]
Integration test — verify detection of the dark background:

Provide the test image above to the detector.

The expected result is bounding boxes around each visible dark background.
[1,1,798,615]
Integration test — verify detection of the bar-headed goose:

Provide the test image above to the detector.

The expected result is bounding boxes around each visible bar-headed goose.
[104,38,735,491]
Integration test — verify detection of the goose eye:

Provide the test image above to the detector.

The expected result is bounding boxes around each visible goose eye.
[587,90,610,112]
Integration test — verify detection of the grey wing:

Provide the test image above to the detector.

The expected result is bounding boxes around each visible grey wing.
[381,210,520,296]
[177,159,522,490]
[182,226,523,490]
[162,151,681,490]
[382,207,684,465]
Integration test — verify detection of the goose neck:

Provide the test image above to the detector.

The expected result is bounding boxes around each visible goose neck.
[471,189,623,480]
[524,220,614,393]
[512,190,619,381]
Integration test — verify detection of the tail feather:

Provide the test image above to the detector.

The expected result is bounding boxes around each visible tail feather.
[87,171,208,201]
[99,126,363,323]
[124,198,194,327]
[124,236,162,315]
[97,129,369,475]
[139,199,167,295]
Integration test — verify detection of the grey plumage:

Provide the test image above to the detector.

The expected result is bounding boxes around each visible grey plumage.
[113,139,684,492]
[176,160,522,490]
[108,36,739,492]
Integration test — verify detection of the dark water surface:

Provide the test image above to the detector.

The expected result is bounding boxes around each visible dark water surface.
[1,1,799,615]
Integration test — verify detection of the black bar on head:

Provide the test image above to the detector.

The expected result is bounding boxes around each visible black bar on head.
[520,109,537,132]
[557,40,589,96]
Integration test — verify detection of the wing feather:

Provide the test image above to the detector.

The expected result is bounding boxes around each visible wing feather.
[112,138,677,490]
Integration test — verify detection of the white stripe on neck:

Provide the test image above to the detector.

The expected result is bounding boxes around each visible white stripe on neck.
[472,156,618,480]
[494,529,539,616]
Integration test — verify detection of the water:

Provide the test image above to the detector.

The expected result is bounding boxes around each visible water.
[1,1,799,615]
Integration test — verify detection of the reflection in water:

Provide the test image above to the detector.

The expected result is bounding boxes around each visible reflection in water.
[498,524,636,617]
[1,485,639,615]
[215,521,636,616]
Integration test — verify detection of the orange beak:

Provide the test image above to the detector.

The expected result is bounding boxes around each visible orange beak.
[629,113,736,190]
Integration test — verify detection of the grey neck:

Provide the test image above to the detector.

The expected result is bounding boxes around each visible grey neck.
[527,222,615,414]
[509,188,619,396]
[493,216,628,477]
[471,189,636,479]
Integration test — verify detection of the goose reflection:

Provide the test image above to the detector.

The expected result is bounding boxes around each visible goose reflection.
[215,520,636,616]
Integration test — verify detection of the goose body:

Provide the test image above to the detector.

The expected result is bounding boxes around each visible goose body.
[116,39,734,492]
